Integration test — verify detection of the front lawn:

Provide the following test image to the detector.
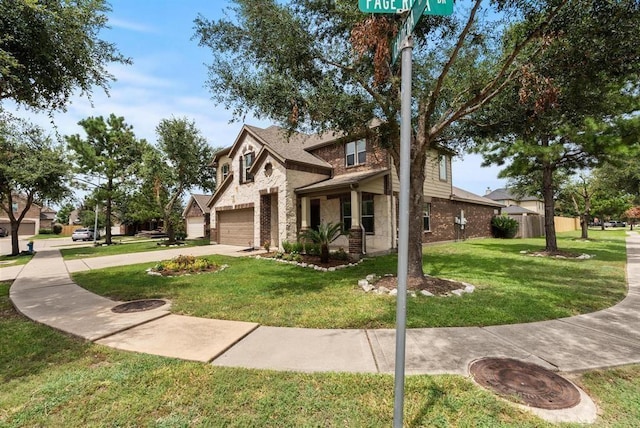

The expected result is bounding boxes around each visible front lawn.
[61,238,211,260]
[72,230,628,329]
[1,281,639,427]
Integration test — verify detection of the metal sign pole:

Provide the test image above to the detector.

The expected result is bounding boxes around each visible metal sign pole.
[393,34,414,428]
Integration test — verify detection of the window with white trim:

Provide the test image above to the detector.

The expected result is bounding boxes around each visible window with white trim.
[362,194,374,234]
[221,163,229,180]
[439,155,448,181]
[243,152,254,183]
[346,139,366,167]
[423,203,431,231]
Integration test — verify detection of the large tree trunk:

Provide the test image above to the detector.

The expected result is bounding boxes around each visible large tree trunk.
[392,141,427,280]
[580,213,589,239]
[542,160,558,252]
[10,223,20,256]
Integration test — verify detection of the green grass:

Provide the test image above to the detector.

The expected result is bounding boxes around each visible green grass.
[72,230,628,329]
[1,281,639,427]
[60,238,211,260]
[0,252,32,267]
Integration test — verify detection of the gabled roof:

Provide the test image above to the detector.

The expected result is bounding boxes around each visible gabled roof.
[502,205,539,215]
[243,125,333,170]
[295,169,390,195]
[485,187,540,202]
[451,187,505,208]
[183,194,212,217]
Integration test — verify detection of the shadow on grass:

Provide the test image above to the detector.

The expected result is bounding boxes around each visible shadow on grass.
[0,283,90,382]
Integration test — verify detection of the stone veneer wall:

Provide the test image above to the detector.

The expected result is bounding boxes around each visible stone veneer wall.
[424,197,497,243]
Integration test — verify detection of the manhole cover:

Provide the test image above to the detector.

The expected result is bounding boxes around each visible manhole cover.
[112,299,166,313]
[470,358,581,410]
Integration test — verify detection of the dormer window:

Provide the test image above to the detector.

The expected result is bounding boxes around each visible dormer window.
[346,139,366,167]
[221,163,229,180]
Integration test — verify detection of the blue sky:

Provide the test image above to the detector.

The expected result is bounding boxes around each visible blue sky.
[10,0,506,197]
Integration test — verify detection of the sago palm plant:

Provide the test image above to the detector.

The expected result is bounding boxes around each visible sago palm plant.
[301,222,343,263]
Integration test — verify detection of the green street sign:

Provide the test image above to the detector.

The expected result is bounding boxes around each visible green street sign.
[358,0,453,15]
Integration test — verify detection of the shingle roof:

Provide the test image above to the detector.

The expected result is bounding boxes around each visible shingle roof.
[485,187,540,202]
[245,125,333,169]
[295,169,389,194]
[451,186,505,207]
[191,194,212,213]
[502,205,539,215]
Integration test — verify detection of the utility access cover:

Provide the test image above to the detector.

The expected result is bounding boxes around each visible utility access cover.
[470,358,581,410]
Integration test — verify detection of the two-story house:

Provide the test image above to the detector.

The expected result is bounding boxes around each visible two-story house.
[484,188,544,215]
[208,124,502,258]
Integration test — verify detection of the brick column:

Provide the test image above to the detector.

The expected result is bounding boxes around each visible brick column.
[349,227,363,260]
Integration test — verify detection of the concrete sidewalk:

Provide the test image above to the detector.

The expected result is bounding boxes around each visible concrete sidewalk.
[7,234,640,375]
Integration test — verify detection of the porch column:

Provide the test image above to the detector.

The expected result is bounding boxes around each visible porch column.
[300,196,310,231]
[348,189,363,259]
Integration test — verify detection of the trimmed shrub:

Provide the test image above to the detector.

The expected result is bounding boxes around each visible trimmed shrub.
[52,224,63,234]
[491,215,519,239]
[38,228,53,235]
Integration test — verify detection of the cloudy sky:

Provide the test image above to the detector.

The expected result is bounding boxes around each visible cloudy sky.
[9,0,506,198]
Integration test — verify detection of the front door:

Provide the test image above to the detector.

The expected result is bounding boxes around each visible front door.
[310,199,321,230]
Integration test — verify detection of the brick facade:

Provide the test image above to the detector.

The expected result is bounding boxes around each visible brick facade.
[260,194,272,246]
[424,197,497,243]
[348,227,363,259]
[310,139,390,176]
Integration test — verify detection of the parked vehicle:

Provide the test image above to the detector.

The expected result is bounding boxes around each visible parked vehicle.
[0,227,6,237]
[604,220,626,228]
[71,228,100,241]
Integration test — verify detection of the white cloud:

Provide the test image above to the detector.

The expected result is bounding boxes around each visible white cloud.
[108,18,156,34]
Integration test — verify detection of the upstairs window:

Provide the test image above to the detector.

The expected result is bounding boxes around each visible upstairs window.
[346,139,366,167]
[240,152,254,183]
[221,163,229,180]
[439,155,448,181]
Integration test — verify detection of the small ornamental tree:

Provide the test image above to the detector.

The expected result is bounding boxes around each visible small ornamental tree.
[624,206,640,231]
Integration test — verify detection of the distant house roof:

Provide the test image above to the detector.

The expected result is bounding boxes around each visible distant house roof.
[183,194,212,217]
[451,187,504,208]
[502,205,539,215]
[485,187,540,202]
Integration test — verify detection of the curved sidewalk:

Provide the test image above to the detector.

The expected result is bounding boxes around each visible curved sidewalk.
[7,234,640,376]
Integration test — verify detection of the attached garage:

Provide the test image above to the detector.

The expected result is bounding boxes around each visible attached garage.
[0,221,36,236]
[217,208,254,247]
[186,217,205,239]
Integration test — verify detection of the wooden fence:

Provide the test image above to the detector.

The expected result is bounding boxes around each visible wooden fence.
[554,216,580,233]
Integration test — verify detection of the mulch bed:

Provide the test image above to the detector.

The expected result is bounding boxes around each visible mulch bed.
[374,275,467,295]
[261,252,356,268]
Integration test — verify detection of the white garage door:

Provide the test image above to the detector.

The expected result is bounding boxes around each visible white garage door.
[218,209,254,247]
[186,217,205,239]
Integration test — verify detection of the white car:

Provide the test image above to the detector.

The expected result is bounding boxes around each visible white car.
[71,228,100,241]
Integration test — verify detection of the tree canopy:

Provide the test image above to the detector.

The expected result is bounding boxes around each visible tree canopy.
[140,117,216,243]
[0,115,71,254]
[66,114,145,244]
[0,0,129,111]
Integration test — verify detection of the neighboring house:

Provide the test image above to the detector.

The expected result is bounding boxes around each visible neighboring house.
[183,194,211,239]
[484,188,544,215]
[40,206,57,230]
[208,124,503,258]
[0,194,43,236]
[487,191,545,238]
